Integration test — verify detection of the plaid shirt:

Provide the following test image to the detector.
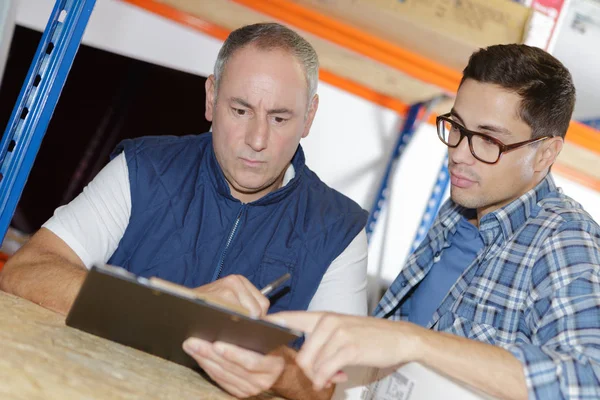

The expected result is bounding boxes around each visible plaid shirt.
[374,174,600,399]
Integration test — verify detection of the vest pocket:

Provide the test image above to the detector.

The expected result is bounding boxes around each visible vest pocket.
[258,253,295,313]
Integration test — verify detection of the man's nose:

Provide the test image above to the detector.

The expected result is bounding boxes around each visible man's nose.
[245,117,268,152]
[449,134,475,165]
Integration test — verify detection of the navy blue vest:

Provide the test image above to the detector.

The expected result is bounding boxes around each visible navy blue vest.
[108,134,367,313]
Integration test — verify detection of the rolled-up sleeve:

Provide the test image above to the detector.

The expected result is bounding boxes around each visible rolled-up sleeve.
[506,221,600,399]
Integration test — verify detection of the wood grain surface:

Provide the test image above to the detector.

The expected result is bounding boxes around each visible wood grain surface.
[0,291,281,400]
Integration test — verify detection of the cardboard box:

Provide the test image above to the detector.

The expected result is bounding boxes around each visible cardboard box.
[290,0,532,70]
[332,362,496,400]
[518,0,569,50]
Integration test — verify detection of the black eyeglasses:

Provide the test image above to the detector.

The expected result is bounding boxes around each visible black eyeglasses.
[436,113,552,164]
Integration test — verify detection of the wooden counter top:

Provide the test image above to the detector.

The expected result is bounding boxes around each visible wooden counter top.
[0,291,280,399]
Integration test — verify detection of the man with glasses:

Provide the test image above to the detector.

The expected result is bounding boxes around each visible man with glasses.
[185,44,600,400]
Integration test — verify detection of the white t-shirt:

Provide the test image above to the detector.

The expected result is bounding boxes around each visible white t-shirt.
[43,153,368,316]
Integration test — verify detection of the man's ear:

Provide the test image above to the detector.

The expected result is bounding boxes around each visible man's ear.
[205,75,216,122]
[535,136,563,172]
[301,94,319,139]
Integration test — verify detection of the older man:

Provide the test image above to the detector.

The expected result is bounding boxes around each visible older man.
[0,22,368,380]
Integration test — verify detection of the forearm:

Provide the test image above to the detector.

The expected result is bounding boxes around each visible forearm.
[272,346,334,400]
[417,329,527,400]
[0,252,86,315]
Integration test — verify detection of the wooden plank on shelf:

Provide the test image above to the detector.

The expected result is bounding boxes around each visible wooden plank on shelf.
[231,0,462,93]
[152,0,446,104]
[121,0,600,192]
[557,141,600,180]
[288,0,532,72]
[553,162,600,192]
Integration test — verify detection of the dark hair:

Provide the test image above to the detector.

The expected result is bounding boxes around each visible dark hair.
[460,44,575,139]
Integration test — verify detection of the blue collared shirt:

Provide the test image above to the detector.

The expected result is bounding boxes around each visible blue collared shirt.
[374,174,600,399]
[408,216,484,327]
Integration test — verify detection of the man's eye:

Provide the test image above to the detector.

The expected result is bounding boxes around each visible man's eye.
[233,108,246,116]
[274,117,286,123]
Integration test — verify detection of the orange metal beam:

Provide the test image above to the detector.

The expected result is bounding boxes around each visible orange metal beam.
[120,0,412,115]
[120,0,600,192]
[568,121,600,155]
[121,0,230,40]
[319,70,409,115]
[230,0,600,156]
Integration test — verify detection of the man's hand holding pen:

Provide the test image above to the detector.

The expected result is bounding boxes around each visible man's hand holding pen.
[192,274,271,318]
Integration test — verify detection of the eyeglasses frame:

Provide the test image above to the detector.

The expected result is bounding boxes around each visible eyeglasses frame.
[436,113,553,164]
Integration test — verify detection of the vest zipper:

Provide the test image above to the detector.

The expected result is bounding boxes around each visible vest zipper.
[212,205,245,281]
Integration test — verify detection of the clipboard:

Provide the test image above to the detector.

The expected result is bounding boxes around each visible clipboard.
[65,264,303,369]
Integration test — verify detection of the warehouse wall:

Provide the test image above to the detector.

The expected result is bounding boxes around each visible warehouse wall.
[15,0,600,286]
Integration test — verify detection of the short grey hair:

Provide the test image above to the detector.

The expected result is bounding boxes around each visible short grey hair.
[213,22,319,105]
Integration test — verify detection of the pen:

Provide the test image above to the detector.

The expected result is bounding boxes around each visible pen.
[260,273,291,296]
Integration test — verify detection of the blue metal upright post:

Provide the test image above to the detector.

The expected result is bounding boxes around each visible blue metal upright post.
[0,0,96,242]
[581,118,600,130]
[409,154,449,253]
[366,103,423,242]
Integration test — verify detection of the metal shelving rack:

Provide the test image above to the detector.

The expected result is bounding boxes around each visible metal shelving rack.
[118,0,600,246]
[1,0,598,252]
[0,0,96,242]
